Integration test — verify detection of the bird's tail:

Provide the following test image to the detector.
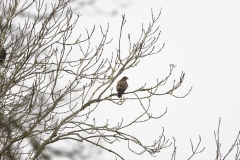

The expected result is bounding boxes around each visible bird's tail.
[118,92,122,98]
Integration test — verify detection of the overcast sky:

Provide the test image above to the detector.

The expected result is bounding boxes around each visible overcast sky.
[73,0,240,159]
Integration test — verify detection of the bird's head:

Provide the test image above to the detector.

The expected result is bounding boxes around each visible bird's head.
[122,76,128,80]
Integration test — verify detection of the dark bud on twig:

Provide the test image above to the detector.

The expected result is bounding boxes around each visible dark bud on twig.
[0,48,6,64]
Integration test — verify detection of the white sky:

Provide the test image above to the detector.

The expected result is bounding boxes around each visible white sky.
[62,0,240,159]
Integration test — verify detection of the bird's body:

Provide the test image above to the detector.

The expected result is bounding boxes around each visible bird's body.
[116,76,128,98]
[0,48,6,64]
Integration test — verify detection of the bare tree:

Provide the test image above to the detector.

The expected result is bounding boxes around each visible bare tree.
[214,118,240,160]
[0,0,202,160]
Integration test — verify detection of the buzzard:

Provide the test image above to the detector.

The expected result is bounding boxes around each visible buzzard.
[0,48,6,64]
[116,76,128,98]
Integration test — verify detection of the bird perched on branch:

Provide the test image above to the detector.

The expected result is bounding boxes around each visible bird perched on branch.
[116,76,128,98]
[0,48,6,64]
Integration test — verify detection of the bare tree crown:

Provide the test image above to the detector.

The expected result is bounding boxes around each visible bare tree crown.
[7,1,240,160]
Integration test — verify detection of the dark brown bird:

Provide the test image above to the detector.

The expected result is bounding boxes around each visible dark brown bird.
[116,76,128,98]
[0,48,6,64]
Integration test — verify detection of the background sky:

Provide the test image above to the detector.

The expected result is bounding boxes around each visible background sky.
[67,0,240,159]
